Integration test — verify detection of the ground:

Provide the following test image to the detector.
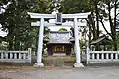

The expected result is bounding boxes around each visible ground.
[0,66,119,79]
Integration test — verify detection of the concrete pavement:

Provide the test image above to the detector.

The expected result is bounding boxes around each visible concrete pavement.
[0,66,119,79]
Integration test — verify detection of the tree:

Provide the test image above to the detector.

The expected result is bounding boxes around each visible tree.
[59,0,101,50]
[2,0,33,50]
[0,0,54,50]
[59,0,90,13]
[107,0,118,50]
[59,0,119,50]
[98,0,119,50]
[31,0,54,13]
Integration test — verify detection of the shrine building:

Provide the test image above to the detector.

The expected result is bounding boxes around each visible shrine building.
[44,31,74,56]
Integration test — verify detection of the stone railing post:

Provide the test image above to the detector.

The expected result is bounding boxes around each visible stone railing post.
[28,48,32,63]
[86,47,90,64]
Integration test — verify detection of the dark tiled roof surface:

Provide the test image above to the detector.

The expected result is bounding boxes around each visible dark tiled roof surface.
[44,31,74,44]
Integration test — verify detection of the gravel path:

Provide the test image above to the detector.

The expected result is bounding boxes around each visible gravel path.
[0,66,119,79]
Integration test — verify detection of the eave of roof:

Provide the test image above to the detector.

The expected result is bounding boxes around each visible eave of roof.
[90,35,110,45]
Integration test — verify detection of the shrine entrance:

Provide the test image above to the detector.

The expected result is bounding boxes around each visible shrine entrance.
[47,44,72,56]
[28,12,90,67]
[53,45,65,53]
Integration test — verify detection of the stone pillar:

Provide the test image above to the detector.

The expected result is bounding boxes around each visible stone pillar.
[73,18,84,67]
[86,41,90,64]
[34,18,44,67]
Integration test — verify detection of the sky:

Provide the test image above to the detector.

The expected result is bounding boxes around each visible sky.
[0,24,8,37]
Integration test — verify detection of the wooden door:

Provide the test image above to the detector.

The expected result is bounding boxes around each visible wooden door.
[53,45,65,53]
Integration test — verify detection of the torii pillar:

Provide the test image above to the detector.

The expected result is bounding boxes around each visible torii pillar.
[73,18,84,67]
[34,18,44,67]
[28,12,90,67]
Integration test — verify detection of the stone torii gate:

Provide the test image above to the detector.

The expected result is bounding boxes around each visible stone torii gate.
[28,12,90,67]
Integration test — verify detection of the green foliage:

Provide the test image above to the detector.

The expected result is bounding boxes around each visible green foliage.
[59,0,119,50]
[70,27,74,37]
[0,41,8,50]
[59,27,67,31]
[80,40,85,48]
[2,0,33,50]
[59,0,90,13]
[117,33,119,50]
[32,0,54,13]
[44,27,50,35]
[0,0,53,50]
[0,0,118,51]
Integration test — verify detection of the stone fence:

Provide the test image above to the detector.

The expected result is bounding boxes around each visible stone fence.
[87,51,119,64]
[0,48,31,63]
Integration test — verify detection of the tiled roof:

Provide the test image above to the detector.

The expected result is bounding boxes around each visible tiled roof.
[90,35,110,45]
[44,31,74,44]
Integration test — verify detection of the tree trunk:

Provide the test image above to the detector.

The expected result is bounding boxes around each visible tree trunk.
[7,27,14,50]
[113,0,117,51]
[94,2,100,51]
[14,27,21,50]
[108,1,117,51]
[8,40,13,50]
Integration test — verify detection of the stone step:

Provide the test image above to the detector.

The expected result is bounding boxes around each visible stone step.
[43,56,76,67]
[53,53,66,57]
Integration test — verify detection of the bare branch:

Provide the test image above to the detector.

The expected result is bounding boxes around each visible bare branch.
[99,18,112,38]
[85,19,93,33]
